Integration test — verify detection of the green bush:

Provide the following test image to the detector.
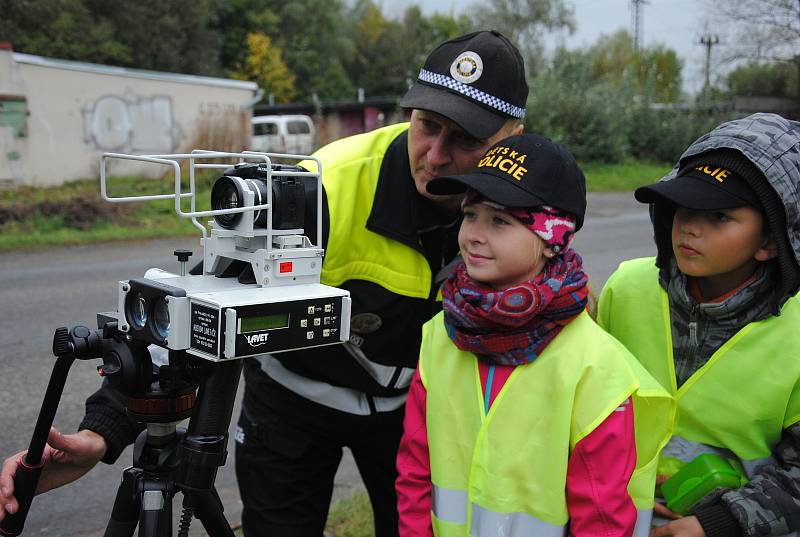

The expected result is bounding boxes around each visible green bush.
[525,47,741,164]
[627,104,730,163]
[526,49,632,163]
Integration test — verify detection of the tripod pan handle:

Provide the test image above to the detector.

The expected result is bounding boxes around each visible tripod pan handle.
[0,458,44,536]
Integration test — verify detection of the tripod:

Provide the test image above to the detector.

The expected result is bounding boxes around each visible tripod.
[0,325,243,537]
[103,350,242,537]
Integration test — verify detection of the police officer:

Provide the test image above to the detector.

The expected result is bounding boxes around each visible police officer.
[0,30,529,537]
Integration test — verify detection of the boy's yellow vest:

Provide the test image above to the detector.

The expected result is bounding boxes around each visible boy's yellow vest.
[301,122,431,299]
[419,310,673,537]
[598,257,800,478]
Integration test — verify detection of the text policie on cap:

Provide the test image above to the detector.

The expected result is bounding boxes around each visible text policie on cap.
[477,145,529,181]
[695,165,732,182]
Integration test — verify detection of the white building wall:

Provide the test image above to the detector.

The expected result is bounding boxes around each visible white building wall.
[0,43,27,184]
[0,47,258,186]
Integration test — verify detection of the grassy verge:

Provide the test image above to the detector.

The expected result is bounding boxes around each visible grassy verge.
[0,160,672,252]
[582,159,671,191]
[0,174,214,251]
[227,491,374,537]
[325,491,375,537]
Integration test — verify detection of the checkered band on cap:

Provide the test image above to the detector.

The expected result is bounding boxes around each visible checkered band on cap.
[418,69,526,119]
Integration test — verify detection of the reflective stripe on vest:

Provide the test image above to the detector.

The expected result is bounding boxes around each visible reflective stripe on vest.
[598,257,800,478]
[433,484,653,537]
[421,310,672,535]
[661,435,777,479]
[301,123,432,300]
[471,504,565,537]
[256,355,407,415]
[433,484,564,536]
[342,341,415,390]
[433,485,467,525]
[633,510,654,537]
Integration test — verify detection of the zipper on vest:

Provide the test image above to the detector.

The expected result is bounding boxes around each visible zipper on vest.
[485,365,495,415]
[680,307,699,387]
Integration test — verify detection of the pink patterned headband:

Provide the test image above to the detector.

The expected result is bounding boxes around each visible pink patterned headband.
[462,190,577,254]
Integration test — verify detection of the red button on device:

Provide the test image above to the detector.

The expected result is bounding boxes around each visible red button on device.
[279,262,293,273]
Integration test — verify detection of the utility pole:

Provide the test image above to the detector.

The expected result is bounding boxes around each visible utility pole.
[699,33,720,89]
[630,0,648,50]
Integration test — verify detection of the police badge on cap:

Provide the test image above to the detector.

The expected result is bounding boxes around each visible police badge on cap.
[450,51,483,83]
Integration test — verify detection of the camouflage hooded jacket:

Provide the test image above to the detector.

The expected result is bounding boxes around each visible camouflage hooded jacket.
[659,114,800,537]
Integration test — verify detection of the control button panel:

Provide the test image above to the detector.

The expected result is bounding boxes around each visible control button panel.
[229,297,345,358]
[295,300,341,343]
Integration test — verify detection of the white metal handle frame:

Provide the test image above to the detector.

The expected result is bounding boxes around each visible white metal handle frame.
[101,151,272,237]
[101,152,206,235]
[99,151,323,247]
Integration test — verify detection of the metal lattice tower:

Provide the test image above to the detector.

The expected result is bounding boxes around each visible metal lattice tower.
[630,0,648,50]
[699,33,720,88]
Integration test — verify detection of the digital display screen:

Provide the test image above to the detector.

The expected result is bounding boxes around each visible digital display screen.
[240,313,289,332]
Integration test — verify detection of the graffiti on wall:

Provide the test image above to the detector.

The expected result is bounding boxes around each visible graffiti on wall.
[83,94,183,152]
[0,125,25,182]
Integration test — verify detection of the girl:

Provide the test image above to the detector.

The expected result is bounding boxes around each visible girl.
[396,134,672,537]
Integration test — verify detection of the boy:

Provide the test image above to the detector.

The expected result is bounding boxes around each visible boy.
[397,134,672,537]
[598,113,800,537]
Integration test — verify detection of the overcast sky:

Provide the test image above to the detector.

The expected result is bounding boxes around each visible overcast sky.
[382,0,723,94]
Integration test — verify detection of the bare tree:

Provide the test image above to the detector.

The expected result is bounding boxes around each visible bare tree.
[706,0,800,90]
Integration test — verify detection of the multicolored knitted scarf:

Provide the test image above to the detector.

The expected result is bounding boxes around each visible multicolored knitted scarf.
[442,248,589,365]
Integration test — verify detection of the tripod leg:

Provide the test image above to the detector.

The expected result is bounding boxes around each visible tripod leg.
[182,488,235,537]
[104,467,142,537]
[138,480,173,537]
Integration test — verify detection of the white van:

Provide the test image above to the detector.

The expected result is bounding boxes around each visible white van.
[251,115,316,155]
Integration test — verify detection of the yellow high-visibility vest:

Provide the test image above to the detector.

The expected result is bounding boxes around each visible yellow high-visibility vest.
[420,310,673,537]
[598,257,800,478]
[301,123,432,299]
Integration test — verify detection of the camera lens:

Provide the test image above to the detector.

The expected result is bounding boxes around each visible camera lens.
[127,292,148,329]
[152,297,170,340]
[210,176,245,229]
[211,165,311,232]
[221,186,238,209]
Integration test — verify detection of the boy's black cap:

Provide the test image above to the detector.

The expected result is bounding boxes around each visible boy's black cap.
[635,163,762,210]
[427,133,587,229]
[644,147,798,311]
[399,30,528,140]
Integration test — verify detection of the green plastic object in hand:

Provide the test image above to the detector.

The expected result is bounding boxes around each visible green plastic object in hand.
[661,453,748,515]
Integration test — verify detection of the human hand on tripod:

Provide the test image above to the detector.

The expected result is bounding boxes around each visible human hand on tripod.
[0,427,106,521]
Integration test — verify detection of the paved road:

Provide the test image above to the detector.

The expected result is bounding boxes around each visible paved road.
[0,191,655,536]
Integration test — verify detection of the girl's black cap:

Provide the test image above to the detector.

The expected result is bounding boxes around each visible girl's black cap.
[427,134,587,229]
